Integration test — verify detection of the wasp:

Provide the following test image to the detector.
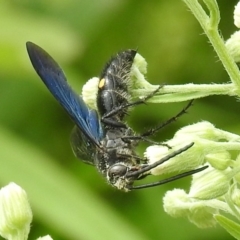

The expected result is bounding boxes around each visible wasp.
[26,42,207,191]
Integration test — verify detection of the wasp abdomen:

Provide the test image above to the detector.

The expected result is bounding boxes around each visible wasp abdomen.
[97,50,137,125]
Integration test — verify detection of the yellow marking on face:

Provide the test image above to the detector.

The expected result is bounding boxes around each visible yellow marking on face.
[98,78,105,89]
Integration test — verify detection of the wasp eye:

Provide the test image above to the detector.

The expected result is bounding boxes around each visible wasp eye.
[108,164,128,178]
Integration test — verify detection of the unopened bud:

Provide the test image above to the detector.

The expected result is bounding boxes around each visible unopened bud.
[225,31,240,63]
[82,77,99,110]
[206,152,232,170]
[163,189,218,228]
[0,183,32,240]
[234,1,240,28]
[189,166,231,200]
[36,235,54,240]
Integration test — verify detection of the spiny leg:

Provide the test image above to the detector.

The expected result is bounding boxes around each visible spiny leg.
[123,100,194,142]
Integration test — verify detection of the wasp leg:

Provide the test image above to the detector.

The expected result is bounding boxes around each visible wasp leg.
[124,100,193,142]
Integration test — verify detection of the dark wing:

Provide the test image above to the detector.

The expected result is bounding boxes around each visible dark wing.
[70,126,98,165]
[26,42,103,155]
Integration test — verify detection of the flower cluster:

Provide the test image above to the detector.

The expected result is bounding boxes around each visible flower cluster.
[145,121,240,228]
[142,1,240,237]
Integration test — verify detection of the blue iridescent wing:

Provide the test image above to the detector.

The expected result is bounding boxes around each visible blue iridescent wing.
[26,42,103,163]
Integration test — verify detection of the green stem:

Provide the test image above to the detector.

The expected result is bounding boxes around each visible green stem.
[183,0,240,94]
[132,83,236,103]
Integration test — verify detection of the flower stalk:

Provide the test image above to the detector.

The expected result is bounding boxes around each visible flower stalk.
[142,1,240,237]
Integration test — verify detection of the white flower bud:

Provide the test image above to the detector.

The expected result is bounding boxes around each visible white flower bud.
[231,187,240,207]
[175,121,218,141]
[232,154,240,183]
[225,31,240,63]
[145,138,205,176]
[0,183,32,240]
[234,1,240,28]
[189,166,232,200]
[206,152,232,170]
[82,77,99,110]
[163,189,218,228]
[130,53,153,90]
[36,235,54,240]
[187,203,218,228]
[163,189,190,217]
[132,53,147,75]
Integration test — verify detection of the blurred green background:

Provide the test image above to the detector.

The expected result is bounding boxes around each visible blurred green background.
[0,0,239,239]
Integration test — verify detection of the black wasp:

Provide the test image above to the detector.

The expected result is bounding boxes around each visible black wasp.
[26,42,207,191]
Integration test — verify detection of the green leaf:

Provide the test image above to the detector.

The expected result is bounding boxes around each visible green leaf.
[215,214,240,240]
[0,126,147,240]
